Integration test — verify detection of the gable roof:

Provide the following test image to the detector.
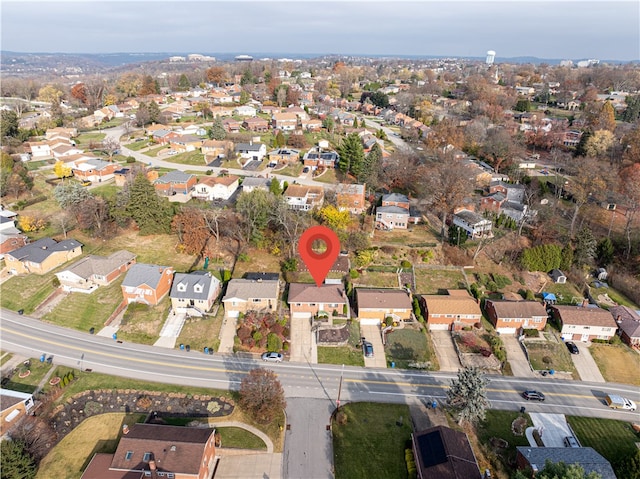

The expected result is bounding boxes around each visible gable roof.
[197,175,239,187]
[609,305,640,322]
[235,142,264,152]
[356,288,412,310]
[122,263,173,290]
[222,278,279,302]
[422,290,481,316]
[154,170,194,184]
[382,192,409,203]
[62,251,136,279]
[7,237,82,264]
[288,283,346,304]
[551,305,618,327]
[110,423,213,474]
[485,300,547,318]
[413,426,481,479]
[516,447,616,479]
[376,205,409,215]
[170,271,220,300]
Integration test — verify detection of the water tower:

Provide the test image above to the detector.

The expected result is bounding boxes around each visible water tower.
[486,50,496,65]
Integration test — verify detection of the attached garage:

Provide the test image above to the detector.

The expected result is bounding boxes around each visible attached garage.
[428,322,451,331]
[360,317,381,326]
[292,312,312,319]
[497,327,518,335]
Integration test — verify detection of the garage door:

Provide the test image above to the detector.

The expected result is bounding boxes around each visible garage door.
[497,327,517,335]
[292,312,312,319]
[428,323,450,331]
[360,318,381,326]
[225,310,239,318]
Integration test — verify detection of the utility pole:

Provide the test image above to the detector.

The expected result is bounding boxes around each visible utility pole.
[336,364,344,410]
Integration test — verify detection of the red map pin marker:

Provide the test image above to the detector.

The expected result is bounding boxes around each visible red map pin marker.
[298,225,341,287]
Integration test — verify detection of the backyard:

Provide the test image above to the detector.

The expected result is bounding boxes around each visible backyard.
[384,326,437,370]
[332,402,413,479]
[414,267,468,294]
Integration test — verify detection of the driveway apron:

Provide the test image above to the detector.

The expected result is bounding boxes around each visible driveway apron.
[502,335,536,378]
[431,331,461,372]
[570,341,605,382]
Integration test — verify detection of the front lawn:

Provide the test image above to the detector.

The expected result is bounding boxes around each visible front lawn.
[42,279,125,332]
[414,267,467,294]
[589,343,640,386]
[175,307,224,352]
[523,339,577,376]
[313,168,337,184]
[568,416,640,476]
[0,273,57,314]
[117,299,172,344]
[333,402,413,479]
[143,145,166,157]
[165,150,206,166]
[318,346,365,367]
[384,327,437,370]
[0,359,54,394]
[276,164,303,177]
[75,132,106,146]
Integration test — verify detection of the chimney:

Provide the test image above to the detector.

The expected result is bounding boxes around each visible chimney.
[149,459,157,471]
[122,424,129,434]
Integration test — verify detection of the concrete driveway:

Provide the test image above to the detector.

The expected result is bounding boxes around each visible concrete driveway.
[290,316,316,363]
[218,316,238,354]
[529,413,574,447]
[430,331,461,372]
[570,341,605,382]
[361,324,387,368]
[502,336,536,377]
[214,452,282,479]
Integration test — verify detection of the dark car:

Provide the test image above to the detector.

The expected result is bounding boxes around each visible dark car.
[565,341,579,354]
[522,390,545,401]
[302,166,310,174]
[261,352,283,363]
[363,341,374,358]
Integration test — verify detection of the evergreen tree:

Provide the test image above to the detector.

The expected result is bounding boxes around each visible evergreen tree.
[0,439,37,479]
[596,237,615,266]
[361,142,382,188]
[178,74,191,91]
[269,178,282,196]
[337,133,365,176]
[352,117,358,128]
[125,173,173,235]
[276,131,286,148]
[560,243,574,270]
[447,366,489,425]
[622,94,640,123]
[209,117,226,140]
[574,226,597,266]
[148,101,160,124]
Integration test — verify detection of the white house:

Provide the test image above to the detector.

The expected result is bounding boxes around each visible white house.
[192,175,240,201]
[452,209,493,239]
[234,105,257,117]
[235,142,267,163]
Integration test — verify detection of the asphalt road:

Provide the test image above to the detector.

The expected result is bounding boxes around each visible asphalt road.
[2,309,639,422]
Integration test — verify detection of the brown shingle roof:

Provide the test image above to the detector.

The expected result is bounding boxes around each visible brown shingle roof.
[110,424,213,474]
[288,283,346,304]
[422,292,481,316]
[552,305,618,327]
[197,175,239,187]
[485,300,547,318]
[356,288,412,310]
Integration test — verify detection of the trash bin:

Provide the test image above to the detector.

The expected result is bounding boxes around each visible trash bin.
[112,333,117,341]
[208,348,214,355]
[432,401,437,409]
[40,353,45,362]
[549,369,555,375]
[180,343,184,350]
[204,347,209,354]
[390,361,395,368]
[520,406,526,414]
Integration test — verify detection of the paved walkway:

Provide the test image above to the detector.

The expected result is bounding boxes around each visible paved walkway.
[431,331,461,372]
[571,341,606,382]
[361,324,387,368]
[153,311,187,349]
[503,336,536,378]
[218,316,238,354]
[210,420,274,452]
[529,413,572,447]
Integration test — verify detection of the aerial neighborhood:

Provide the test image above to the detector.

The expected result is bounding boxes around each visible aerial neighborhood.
[1,48,640,479]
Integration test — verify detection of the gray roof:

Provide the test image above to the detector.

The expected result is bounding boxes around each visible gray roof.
[235,142,264,152]
[242,177,269,188]
[356,288,412,310]
[84,158,112,169]
[382,193,409,203]
[62,250,136,279]
[122,263,173,289]
[454,209,486,224]
[170,271,220,300]
[222,279,279,302]
[155,170,194,184]
[288,283,346,304]
[377,205,409,215]
[516,447,616,479]
[8,237,82,264]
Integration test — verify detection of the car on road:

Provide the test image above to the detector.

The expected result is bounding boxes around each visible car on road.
[261,352,283,363]
[522,390,545,401]
[363,341,374,358]
[565,341,579,354]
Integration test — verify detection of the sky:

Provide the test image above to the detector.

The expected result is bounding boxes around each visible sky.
[1,0,639,61]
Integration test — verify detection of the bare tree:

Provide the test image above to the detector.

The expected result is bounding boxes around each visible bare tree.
[567,158,606,237]
[239,368,286,424]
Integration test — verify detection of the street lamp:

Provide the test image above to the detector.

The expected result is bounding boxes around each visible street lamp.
[336,364,344,410]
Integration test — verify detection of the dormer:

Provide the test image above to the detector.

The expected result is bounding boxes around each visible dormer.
[194,283,204,293]
[177,282,187,292]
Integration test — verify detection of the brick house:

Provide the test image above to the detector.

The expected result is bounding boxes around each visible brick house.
[201,140,233,161]
[515,447,616,479]
[5,237,83,275]
[421,290,482,331]
[302,147,339,168]
[242,117,269,132]
[550,305,618,342]
[154,171,197,198]
[355,288,412,325]
[222,278,280,318]
[267,148,300,165]
[412,426,482,479]
[72,158,120,183]
[336,183,366,214]
[0,389,35,436]
[55,250,137,293]
[272,112,298,131]
[288,283,349,320]
[610,305,640,347]
[484,300,548,335]
[121,263,175,306]
[81,423,217,479]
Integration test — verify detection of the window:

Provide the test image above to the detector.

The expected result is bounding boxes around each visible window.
[144,473,151,477]
[167,474,175,479]
[125,451,133,460]
[157,473,165,477]
[252,298,261,303]
[143,452,151,462]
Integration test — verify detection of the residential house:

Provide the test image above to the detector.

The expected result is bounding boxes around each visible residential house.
[609,305,640,347]
[51,143,84,159]
[288,283,349,320]
[222,278,280,318]
[452,209,493,239]
[285,106,309,121]
[549,269,567,284]
[210,89,234,104]
[241,177,270,193]
[235,142,267,163]
[222,118,241,133]
[151,129,178,145]
[145,123,171,135]
[355,288,412,325]
[5,237,83,275]
[0,388,35,436]
[484,300,548,335]
[550,305,618,342]
[302,146,339,169]
[376,205,410,230]
[272,112,298,131]
[336,183,366,214]
[284,184,324,211]
[412,426,482,479]
[55,251,137,293]
[121,263,175,306]
[201,140,233,161]
[516,447,616,479]
[0,213,28,258]
[192,175,239,201]
[235,105,257,117]
[242,117,269,132]
[301,118,323,131]
[261,105,280,116]
[170,271,221,315]
[421,290,482,331]
[81,423,217,479]
[169,134,203,153]
[268,148,300,165]
[154,171,197,199]
[72,158,119,183]
[26,141,52,158]
[45,126,77,140]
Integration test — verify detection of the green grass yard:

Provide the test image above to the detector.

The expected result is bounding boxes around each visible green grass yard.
[523,339,577,376]
[476,410,532,476]
[384,327,437,369]
[117,298,172,344]
[414,267,467,294]
[0,273,57,314]
[317,346,365,367]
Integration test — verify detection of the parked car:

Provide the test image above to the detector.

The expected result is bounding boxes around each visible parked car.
[522,390,545,401]
[564,436,580,447]
[81,180,92,186]
[302,166,310,174]
[565,341,579,354]
[167,150,178,156]
[363,341,374,358]
[261,352,283,363]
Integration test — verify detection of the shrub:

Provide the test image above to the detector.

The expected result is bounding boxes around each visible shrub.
[205,169,213,175]
[252,331,263,342]
[492,273,512,289]
[336,411,348,425]
[400,260,412,269]
[238,253,249,262]
[487,281,498,292]
[52,277,60,288]
[542,355,552,364]
[523,329,539,337]
[267,333,283,351]
[384,316,394,327]
[126,156,135,163]
[349,269,360,279]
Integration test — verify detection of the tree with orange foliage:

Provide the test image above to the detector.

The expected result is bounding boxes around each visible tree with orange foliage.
[206,66,226,86]
[70,83,88,105]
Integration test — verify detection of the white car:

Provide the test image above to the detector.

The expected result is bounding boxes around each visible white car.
[167,150,178,156]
